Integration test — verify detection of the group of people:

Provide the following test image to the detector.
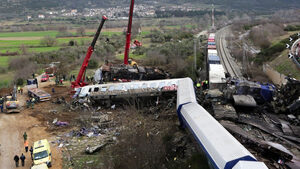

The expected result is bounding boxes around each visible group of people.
[196,80,209,90]
[26,97,36,109]
[13,132,33,167]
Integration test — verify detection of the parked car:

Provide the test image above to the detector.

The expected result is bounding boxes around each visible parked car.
[41,74,49,82]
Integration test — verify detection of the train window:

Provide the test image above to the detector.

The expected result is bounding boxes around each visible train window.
[133,84,139,89]
[108,86,115,91]
[142,83,148,89]
[115,85,122,90]
[94,87,99,92]
[88,88,92,92]
[101,87,107,92]
[159,82,165,88]
[150,82,157,88]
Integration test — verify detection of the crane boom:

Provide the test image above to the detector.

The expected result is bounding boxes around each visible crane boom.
[124,0,135,65]
[72,15,108,88]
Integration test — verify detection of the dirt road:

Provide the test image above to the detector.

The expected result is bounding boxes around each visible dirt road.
[0,77,62,169]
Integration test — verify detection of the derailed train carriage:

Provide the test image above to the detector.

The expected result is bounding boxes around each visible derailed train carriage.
[94,64,170,83]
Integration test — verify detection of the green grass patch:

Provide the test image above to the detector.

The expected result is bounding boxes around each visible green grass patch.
[0,39,40,47]
[0,56,9,67]
[116,52,146,60]
[28,46,61,52]
[0,71,14,88]
[270,50,300,80]
[0,31,59,38]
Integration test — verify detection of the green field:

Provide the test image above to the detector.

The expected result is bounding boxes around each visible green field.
[0,31,59,38]
[0,56,10,67]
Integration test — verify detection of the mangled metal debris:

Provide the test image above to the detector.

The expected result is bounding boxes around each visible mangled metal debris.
[233,95,257,107]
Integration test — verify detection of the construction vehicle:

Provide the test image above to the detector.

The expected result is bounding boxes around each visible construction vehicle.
[131,40,142,49]
[27,79,51,102]
[123,0,135,65]
[4,85,20,113]
[71,16,108,89]
[33,139,52,167]
[128,58,137,66]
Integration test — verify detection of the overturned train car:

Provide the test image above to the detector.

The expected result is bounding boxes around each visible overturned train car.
[94,64,170,83]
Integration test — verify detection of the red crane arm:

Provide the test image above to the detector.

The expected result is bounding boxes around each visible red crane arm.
[72,16,108,88]
[124,0,135,65]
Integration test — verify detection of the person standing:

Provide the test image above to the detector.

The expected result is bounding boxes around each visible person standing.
[29,146,33,160]
[13,155,19,167]
[20,153,26,167]
[24,140,29,152]
[0,96,4,113]
[31,98,35,109]
[23,132,27,142]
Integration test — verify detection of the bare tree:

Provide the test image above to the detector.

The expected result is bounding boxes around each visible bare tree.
[58,25,68,33]
[40,36,57,47]
[19,44,28,55]
[76,27,86,37]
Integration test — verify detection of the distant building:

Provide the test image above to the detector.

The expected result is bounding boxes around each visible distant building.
[71,9,78,16]
[27,16,32,21]
[38,14,45,19]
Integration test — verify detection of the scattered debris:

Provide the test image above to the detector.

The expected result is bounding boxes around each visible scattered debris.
[85,143,108,154]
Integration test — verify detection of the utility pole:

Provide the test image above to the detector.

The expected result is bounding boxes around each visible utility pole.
[194,38,197,71]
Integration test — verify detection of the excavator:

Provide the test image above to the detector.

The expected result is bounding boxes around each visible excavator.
[71,15,108,88]
[4,85,20,113]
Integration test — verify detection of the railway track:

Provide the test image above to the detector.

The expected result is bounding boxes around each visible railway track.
[216,28,241,78]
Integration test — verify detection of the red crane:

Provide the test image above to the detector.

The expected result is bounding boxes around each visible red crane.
[124,0,135,65]
[71,16,108,88]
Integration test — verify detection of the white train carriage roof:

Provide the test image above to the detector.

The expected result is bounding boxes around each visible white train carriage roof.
[180,102,257,169]
[176,78,197,109]
[209,33,216,37]
[209,64,226,84]
[208,49,218,55]
[233,161,268,169]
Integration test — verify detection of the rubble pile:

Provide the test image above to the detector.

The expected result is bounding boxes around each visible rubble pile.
[271,78,300,115]
[196,78,300,169]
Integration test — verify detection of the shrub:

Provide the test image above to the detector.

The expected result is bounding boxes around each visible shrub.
[87,59,98,69]
[40,36,57,47]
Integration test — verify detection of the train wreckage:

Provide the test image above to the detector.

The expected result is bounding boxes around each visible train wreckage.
[71,76,300,169]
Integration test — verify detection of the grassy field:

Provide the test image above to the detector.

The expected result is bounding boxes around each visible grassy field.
[0,71,14,88]
[0,56,10,67]
[270,50,300,80]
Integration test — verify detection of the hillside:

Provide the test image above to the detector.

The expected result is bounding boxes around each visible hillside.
[1,0,300,14]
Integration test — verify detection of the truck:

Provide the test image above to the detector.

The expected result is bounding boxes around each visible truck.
[27,79,51,102]
[33,139,52,167]
[45,62,59,77]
